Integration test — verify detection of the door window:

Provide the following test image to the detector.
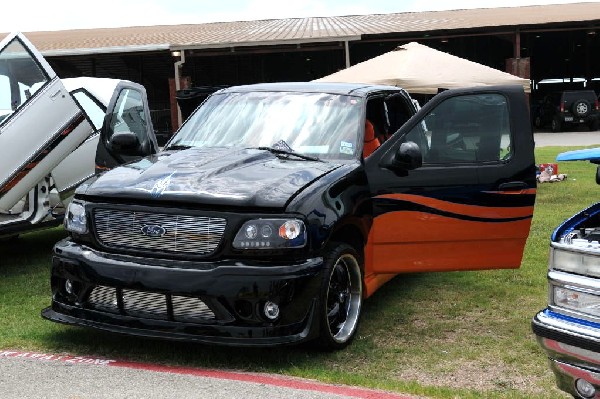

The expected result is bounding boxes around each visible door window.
[404,93,512,164]
[71,90,106,130]
[363,93,415,158]
[106,88,147,143]
[0,37,49,123]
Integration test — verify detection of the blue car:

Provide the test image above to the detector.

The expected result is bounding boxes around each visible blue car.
[533,148,600,399]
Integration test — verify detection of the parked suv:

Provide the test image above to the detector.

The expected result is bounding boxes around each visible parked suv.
[534,90,599,132]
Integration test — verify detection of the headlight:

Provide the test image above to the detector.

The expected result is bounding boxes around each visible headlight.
[552,248,600,278]
[64,201,88,234]
[233,219,306,249]
[552,285,600,318]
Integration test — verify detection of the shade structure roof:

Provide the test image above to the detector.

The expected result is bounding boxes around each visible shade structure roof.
[314,42,531,94]
[1,2,598,56]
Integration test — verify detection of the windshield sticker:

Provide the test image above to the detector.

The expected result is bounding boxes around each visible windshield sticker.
[340,141,354,155]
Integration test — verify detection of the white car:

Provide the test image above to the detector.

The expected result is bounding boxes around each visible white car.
[0,32,157,237]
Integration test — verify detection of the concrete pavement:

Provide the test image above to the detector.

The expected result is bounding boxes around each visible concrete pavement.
[534,130,600,147]
[0,350,411,399]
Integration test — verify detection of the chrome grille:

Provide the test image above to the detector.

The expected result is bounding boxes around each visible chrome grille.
[88,285,117,313]
[93,209,226,255]
[171,295,215,322]
[122,289,167,320]
[87,286,216,322]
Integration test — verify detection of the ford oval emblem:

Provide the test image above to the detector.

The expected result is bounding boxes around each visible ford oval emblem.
[141,224,167,238]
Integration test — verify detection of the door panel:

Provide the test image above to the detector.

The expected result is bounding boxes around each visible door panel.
[51,135,98,199]
[0,33,92,211]
[364,86,536,274]
[52,89,106,197]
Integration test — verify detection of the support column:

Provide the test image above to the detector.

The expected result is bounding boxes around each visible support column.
[344,40,350,68]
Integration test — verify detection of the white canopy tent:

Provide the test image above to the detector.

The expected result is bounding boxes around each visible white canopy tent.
[315,42,531,94]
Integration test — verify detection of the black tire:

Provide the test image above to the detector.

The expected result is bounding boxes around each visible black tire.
[551,117,562,133]
[315,242,363,350]
[0,234,19,243]
[589,119,600,132]
[534,115,542,128]
[572,100,591,117]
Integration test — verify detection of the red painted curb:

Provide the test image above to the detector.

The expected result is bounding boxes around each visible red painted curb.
[0,350,412,399]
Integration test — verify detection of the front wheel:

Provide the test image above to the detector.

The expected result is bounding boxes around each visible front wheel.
[315,243,363,350]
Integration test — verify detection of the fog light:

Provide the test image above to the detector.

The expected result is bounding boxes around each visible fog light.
[264,301,280,320]
[65,280,74,295]
[576,378,596,398]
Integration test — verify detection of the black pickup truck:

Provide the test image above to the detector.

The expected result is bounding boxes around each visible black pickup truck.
[43,82,536,349]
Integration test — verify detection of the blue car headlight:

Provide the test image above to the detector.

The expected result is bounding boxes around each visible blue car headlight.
[233,218,306,249]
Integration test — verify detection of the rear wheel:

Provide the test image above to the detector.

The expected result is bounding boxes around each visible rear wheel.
[572,100,590,117]
[551,117,562,133]
[315,242,363,350]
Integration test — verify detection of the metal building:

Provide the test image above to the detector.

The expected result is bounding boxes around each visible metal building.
[5,2,600,133]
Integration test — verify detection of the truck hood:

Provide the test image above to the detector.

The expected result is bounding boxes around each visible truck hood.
[80,147,341,209]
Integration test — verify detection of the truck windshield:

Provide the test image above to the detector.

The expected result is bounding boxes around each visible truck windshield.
[168,91,362,160]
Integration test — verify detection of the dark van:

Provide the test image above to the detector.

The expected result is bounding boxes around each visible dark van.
[43,82,536,349]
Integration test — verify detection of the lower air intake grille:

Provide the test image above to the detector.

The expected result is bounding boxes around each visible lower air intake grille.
[87,286,216,322]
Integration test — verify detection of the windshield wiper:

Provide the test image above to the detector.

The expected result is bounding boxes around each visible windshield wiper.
[254,140,322,162]
[255,146,322,162]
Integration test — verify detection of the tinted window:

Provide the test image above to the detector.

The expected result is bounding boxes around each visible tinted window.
[563,91,597,103]
[106,88,147,142]
[405,93,511,164]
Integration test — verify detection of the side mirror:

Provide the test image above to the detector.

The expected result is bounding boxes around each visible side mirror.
[108,131,142,156]
[389,141,423,171]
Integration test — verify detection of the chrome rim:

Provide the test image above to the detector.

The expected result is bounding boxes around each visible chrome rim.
[325,253,362,343]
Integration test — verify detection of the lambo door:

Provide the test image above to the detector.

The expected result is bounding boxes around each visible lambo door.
[52,80,157,201]
[364,86,536,274]
[0,32,93,212]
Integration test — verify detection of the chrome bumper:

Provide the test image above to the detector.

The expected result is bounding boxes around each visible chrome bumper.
[533,309,600,398]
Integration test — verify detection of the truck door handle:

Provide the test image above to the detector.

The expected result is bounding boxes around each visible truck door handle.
[498,181,528,191]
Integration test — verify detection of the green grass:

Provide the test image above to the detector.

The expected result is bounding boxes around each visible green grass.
[1,146,596,398]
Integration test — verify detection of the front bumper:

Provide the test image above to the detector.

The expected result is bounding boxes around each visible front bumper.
[532,309,600,397]
[42,238,326,347]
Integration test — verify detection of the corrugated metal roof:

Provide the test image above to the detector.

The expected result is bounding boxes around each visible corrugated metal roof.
[4,2,600,56]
